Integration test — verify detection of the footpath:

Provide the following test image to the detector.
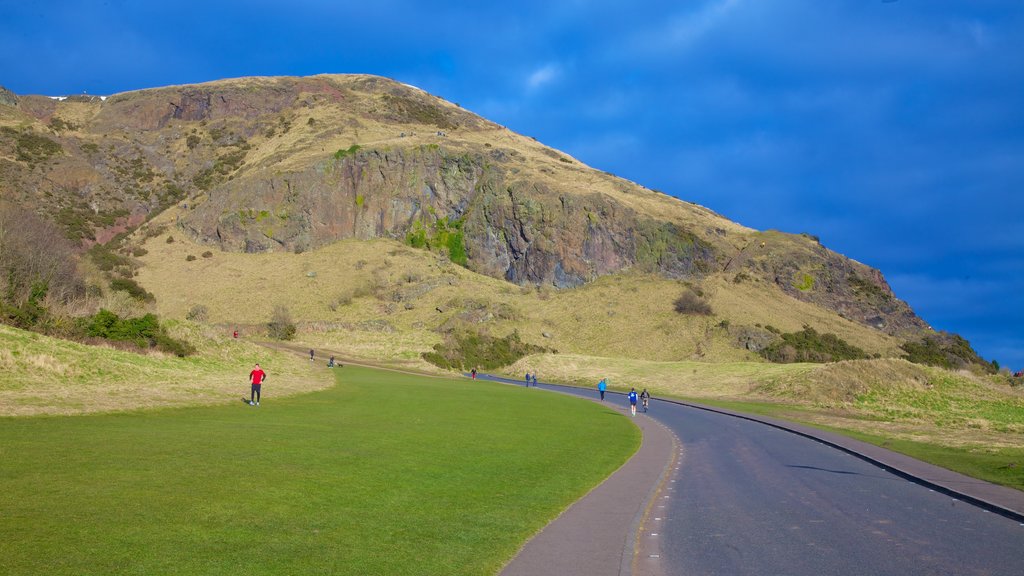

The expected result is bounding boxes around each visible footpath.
[499,398,676,576]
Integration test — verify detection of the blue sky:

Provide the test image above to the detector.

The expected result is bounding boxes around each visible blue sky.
[2,0,1022,370]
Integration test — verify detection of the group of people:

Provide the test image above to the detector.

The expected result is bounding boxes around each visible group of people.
[524,372,538,387]
[598,378,649,415]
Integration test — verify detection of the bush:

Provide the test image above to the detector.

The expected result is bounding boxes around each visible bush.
[902,333,996,374]
[201,251,213,258]
[110,277,154,302]
[186,305,209,322]
[0,202,84,310]
[422,330,549,371]
[186,255,197,261]
[83,309,194,356]
[673,290,712,315]
[267,305,296,340]
[759,326,868,364]
[88,244,132,272]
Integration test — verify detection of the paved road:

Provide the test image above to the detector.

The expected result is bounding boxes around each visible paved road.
[489,376,1024,576]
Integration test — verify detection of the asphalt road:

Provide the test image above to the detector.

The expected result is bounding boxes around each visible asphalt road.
[509,378,1024,576]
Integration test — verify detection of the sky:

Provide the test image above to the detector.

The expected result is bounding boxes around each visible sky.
[2,0,1022,370]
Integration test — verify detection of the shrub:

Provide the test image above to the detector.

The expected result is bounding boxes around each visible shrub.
[186,255,197,261]
[267,305,296,340]
[110,277,155,302]
[166,236,175,243]
[0,202,84,309]
[88,244,132,272]
[673,290,712,315]
[186,305,209,322]
[901,333,996,374]
[201,251,213,258]
[334,144,362,160]
[759,326,868,363]
[83,309,194,356]
[422,330,549,371]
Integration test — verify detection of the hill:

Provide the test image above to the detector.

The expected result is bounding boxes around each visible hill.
[0,74,930,342]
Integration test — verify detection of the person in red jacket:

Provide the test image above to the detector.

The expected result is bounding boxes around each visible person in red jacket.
[249,363,266,406]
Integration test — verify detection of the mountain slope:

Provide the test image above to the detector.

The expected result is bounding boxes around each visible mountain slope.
[0,74,926,341]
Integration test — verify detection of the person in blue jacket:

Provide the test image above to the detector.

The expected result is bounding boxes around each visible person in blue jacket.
[598,378,607,401]
[628,387,638,416]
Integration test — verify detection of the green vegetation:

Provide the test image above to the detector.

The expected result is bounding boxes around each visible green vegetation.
[0,366,638,575]
[88,244,133,272]
[848,274,891,302]
[267,304,296,340]
[333,144,362,160]
[794,273,815,291]
[110,277,155,302]
[760,326,868,363]
[84,309,194,356]
[1,127,63,166]
[54,204,130,242]
[48,117,78,132]
[405,216,468,266]
[424,330,549,371]
[634,220,711,274]
[902,333,997,374]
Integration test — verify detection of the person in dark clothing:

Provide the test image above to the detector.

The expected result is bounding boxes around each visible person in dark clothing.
[640,389,650,412]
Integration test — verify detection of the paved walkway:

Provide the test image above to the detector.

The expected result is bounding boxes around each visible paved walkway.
[500,404,677,576]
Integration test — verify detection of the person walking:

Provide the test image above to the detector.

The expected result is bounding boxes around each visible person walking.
[628,387,638,416]
[640,388,650,413]
[309,349,315,362]
[471,368,477,379]
[598,378,607,401]
[525,372,531,387]
[531,373,538,387]
[249,363,266,406]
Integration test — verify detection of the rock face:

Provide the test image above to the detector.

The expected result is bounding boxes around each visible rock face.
[179,145,715,288]
[0,73,925,335]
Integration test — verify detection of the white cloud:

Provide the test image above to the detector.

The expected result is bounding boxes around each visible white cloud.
[526,62,561,91]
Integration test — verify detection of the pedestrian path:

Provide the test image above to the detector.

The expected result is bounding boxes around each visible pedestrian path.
[499,399,676,576]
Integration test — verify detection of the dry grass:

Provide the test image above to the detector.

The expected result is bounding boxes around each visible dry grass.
[133,223,902,368]
[0,322,332,416]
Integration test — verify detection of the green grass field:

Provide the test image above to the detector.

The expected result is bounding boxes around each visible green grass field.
[0,365,639,575]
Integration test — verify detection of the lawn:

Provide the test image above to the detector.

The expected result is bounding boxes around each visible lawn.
[0,365,639,575]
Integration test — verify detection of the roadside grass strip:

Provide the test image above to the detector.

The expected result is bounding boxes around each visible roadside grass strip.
[0,365,639,575]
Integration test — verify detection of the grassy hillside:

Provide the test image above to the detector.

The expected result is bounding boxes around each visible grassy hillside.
[0,365,638,575]
[132,213,903,367]
[0,322,329,416]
